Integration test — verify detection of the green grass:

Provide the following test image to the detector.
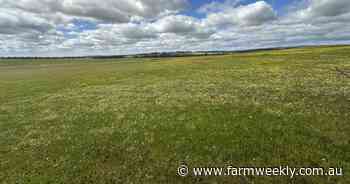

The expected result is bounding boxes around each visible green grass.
[0,46,349,183]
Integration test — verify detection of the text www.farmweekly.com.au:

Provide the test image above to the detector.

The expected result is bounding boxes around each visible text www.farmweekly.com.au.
[178,165,343,178]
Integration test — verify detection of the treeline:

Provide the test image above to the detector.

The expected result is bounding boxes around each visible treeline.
[3,45,346,60]
[0,51,230,60]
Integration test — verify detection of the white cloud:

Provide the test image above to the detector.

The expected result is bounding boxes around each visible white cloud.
[1,0,350,56]
[0,8,52,34]
[3,0,189,23]
[152,15,214,38]
[205,1,277,26]
[198,0,242,14]
[301,0,350,18]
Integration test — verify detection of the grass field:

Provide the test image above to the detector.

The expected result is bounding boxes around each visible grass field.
[0,46,349,183]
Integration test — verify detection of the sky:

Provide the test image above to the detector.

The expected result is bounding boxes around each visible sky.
[0,0,350,56]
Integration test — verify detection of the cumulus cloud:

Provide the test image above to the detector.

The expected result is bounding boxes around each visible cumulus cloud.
[0,0,350,56]
[301,0,350,18]
[97,23,157,40]
[152,15,214,38]
[2,0,189,23]
[205,1,277,26]
[198,0,242,14]
[0,8,53,34]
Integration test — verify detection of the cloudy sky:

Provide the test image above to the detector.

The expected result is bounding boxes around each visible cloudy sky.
[1,0,350,56]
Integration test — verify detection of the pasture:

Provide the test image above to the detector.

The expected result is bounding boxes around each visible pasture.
[0,46,349,183]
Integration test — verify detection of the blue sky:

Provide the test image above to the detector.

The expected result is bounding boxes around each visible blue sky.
[185,0,295,17]
[1,0,350,56]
